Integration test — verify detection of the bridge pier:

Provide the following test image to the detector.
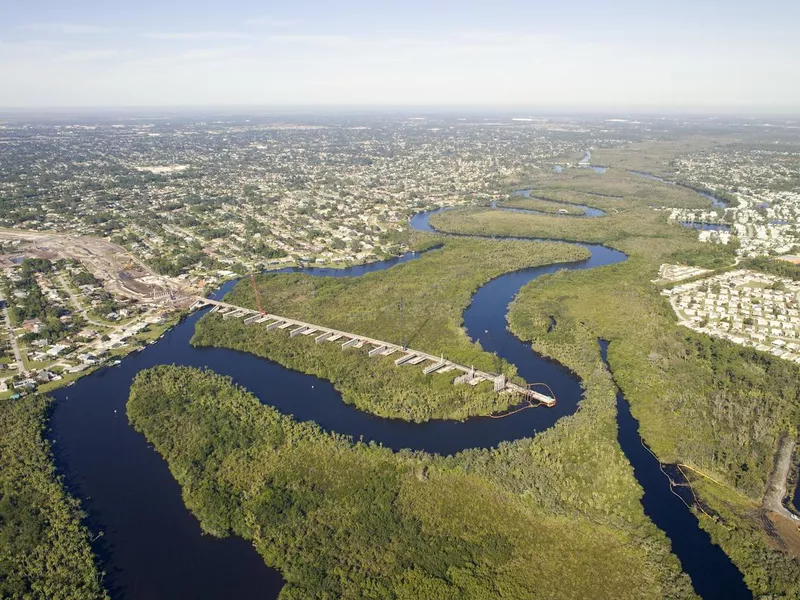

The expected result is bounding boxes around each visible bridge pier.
[199,297,557,408]
[423,360,447,375]
[395,353,417,366]
[341,338,359,350]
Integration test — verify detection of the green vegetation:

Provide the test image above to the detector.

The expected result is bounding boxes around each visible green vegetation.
[128,365,694,600]
[745,256,800,281]
[525,167,715,210]
[427,193,799,595]
[499,196,586,215]
[149,250,207,277]
[193,235,587,421]
[1,259,73,342]
[0,394,107,599]
[4,259,66,325]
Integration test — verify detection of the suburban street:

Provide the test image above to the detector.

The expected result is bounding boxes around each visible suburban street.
[0,292,26,375]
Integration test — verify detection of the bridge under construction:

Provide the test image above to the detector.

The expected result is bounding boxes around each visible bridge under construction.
[189,297,556,408]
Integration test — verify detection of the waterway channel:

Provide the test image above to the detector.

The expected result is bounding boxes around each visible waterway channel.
[497,189,606,218]
[50,204,748,599]
[628,170,730,208]
[601,341,749,600]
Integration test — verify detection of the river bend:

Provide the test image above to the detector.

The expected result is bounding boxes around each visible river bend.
[50,203,746,599]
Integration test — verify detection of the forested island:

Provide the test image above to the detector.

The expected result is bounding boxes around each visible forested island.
[128,365,694,599]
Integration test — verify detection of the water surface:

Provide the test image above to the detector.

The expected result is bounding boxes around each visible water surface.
[601,340,749,599]
[51,204,744,600]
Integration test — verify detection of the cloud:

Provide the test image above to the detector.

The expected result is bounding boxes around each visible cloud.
[20,22,108,35]
[142,31,252,41]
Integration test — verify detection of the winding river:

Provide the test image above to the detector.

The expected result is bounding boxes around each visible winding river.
[50,203,749,599]
[497,189,606,218]
[628,170,731,208]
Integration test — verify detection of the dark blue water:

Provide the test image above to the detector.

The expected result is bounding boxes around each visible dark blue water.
[49,205,744,600]
[794,466,800,512]
[600,340,750,599]
[628,170,730,208]
[679,222,731,231]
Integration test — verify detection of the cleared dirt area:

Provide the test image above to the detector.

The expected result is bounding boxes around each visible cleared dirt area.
[764,511,800,557]
[760,435,800,556]
[0,228,201,306]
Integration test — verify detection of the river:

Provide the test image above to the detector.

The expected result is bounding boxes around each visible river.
[50,205,747,599]
[628,170,730,208]
[498,189,606,218]
[601,341,749,599]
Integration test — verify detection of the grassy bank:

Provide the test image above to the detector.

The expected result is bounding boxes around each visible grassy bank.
[128,365,695,599]
[500,196,586,215]
[192,235,588,421]
[0,395,107,599]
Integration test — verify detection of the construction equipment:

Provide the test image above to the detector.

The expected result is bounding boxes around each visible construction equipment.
[250,273,266,314]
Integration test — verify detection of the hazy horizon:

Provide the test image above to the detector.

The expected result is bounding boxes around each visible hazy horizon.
[3,0,799,111]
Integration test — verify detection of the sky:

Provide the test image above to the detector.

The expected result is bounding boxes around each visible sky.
[1,0,798,112]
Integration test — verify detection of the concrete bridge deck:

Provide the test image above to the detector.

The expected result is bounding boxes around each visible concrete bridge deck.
[190,297,556,407]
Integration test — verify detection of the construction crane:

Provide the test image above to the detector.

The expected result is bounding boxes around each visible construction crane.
[250,273,267,315]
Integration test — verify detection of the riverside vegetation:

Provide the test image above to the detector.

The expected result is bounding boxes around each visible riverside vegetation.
[122,162,795,598]
[192,235,588,422]
[0,395,107,600]
[431,167,800,596]
[498,195,586,215]
[128,365,695,599]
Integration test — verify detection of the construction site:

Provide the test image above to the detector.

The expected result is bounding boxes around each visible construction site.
[0,228,201,306]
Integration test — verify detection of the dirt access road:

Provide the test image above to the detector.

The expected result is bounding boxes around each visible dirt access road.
[763,435,799,522]
[0,228,199,306]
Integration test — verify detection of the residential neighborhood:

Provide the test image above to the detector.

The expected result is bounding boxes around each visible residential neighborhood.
[668,148,800,257]
[663,268,800,363]
[0,257,178,395]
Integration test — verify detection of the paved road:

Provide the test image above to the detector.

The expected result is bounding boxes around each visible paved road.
[57,274,120,330]
[0,293,26,375]
[763,435,799,522]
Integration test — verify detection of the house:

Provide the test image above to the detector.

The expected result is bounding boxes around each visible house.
[13,378,37,390]
[46,344,69,358]
[22,319,42,333]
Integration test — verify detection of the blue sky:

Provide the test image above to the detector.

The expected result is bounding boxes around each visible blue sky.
[1,0,798,111]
